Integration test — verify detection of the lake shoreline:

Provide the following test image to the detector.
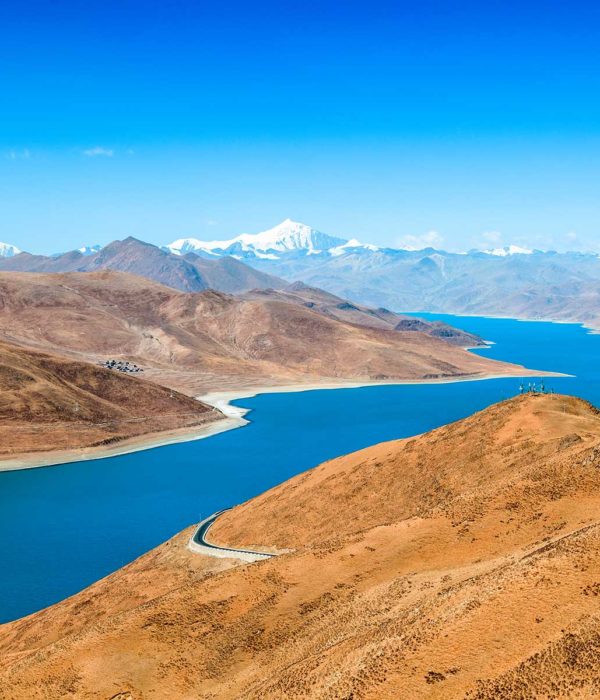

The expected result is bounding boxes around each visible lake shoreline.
[409,309,600,334]
[0,368,562,473]
[0,414,245,473]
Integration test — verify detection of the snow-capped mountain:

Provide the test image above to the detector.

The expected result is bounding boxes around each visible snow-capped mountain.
[0,242,21,258]
[483,245,534,257]
[166,219,377,260]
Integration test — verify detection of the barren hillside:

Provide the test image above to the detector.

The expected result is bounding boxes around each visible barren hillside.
[0,340,217,458]
[244,281,484,346]
[0,270,538,395]
[1,394,599,698]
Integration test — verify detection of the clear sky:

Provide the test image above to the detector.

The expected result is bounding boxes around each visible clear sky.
[1,0,600,254]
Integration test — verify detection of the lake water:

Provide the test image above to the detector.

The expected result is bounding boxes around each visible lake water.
[1,314,599,623]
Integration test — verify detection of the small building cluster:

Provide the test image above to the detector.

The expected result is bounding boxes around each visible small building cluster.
[100,359,144,374]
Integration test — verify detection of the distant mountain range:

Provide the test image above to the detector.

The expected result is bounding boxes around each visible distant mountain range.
[163,219,544,260]
[3,218,600,326]
[166,219,600,329]
[0,236,283,294]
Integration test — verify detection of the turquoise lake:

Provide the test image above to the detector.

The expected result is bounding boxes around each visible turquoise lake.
[1,314,599,623]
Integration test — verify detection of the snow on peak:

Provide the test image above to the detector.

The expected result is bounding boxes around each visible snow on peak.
[0,241,21,258]
[165,220,350,258]
[163,237,211,256]
[78,244,102,256]
[243,219,347,254]
[484,245,534,257]
[329,238,380,256]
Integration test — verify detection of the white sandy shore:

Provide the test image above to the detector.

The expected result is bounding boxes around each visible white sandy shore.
[0,367,567,473]
[199,369,567,425]
[419,310,600,334]
[0,414,243,473]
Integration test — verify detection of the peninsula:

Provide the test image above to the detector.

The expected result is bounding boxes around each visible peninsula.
[1,393,598,697]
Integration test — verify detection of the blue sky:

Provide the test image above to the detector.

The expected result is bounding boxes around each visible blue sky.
[1,0,600,254]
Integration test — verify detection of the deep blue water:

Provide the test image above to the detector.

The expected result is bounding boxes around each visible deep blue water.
[0,314,599,623]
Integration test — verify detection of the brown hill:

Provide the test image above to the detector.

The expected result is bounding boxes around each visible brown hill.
[0,270,536,396]
[0,237,284,294]
[248,281,485,347]
[183,251,285,293]
[0,339,217,459]
[1,394,599,698]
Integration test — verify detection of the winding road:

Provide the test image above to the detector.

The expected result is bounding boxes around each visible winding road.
[187,509,275,562]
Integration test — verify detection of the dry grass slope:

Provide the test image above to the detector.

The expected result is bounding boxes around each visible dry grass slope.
[1,394,599,698]
[0,340,216,456]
